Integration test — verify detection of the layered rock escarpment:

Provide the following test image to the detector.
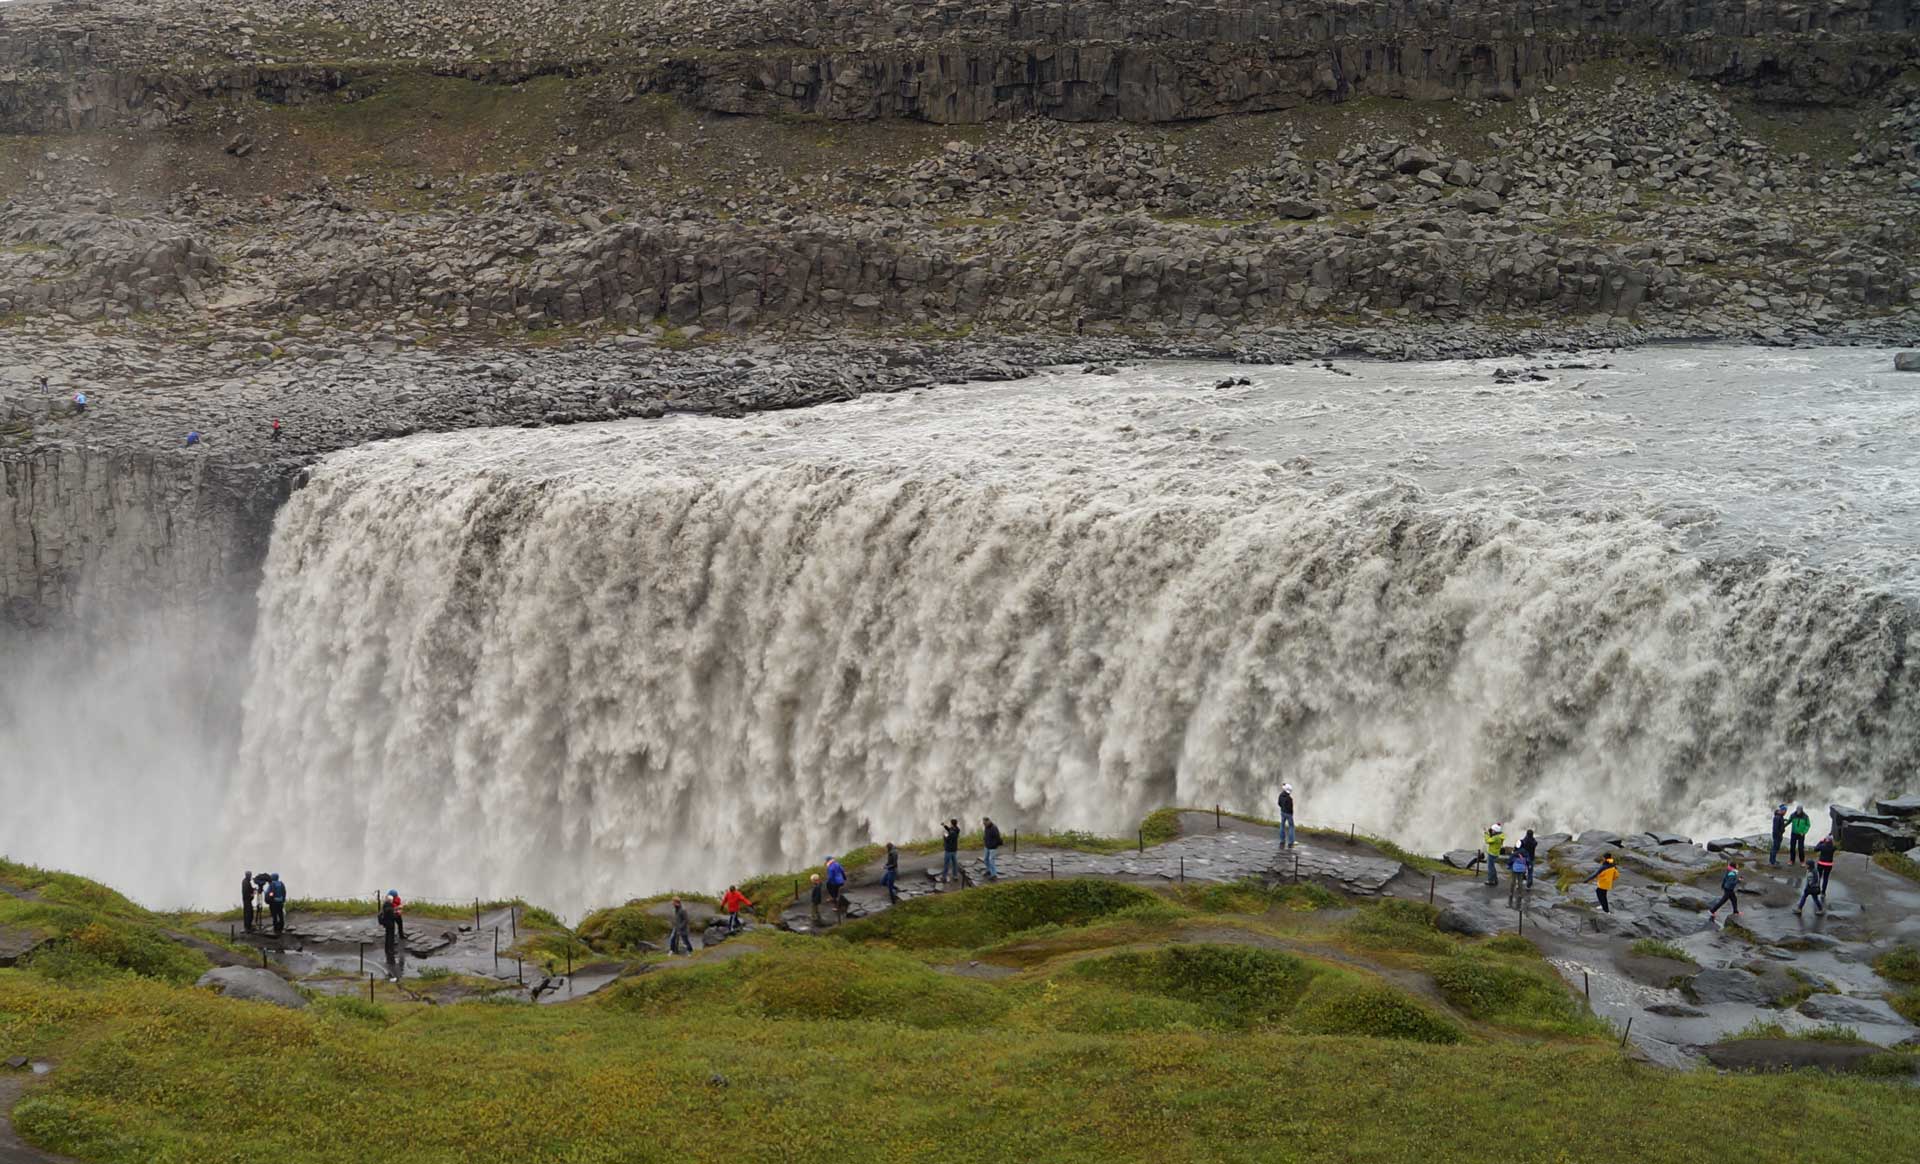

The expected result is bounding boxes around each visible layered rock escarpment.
[0,1,1916,133]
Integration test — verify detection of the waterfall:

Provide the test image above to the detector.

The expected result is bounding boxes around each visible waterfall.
[227,381,1918,912]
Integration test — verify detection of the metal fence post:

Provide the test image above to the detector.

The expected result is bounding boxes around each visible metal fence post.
[1620,1017,1633,1049]
[1139,829,1144,853]
[1179,856,1185,883]
[1216,804,1221,829]
[359,942,365,973]
[1428,875,1435,904]
[367,974,374,1002]
[1013,829,1018,854]
[511,906,517,940]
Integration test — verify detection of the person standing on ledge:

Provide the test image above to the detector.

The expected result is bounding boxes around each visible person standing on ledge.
[1769,803,1789,865]
[1581,853,1619,914]
[240,869,256,933]
[1518,829,1538,887]
[1277,783,1296,849]
[271,417,283,442]
[940,819,961,885]
[1506,848,1530,909]
[1708,862,1742,922]
[1788,805,1811,864]
[809,874,824,924]
[1483,823,1505,887]
[72,391,87,415]
[721,885,753,933]
[1815,833,1837,893]
[379,890,406,967]
[982,817,1003,881]
[265,874,287,935]
[881,843,900,904]
[668,897,693,955]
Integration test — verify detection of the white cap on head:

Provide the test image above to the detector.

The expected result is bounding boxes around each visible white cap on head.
[1492,822,1503,832]
[1282,783,1292,792]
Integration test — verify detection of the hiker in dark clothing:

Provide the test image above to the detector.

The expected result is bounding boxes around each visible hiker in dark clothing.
[270,418,283,442]
[1518,830,1538,887]
[940,820,961,884]
[241,870,256,933]
[982,818,1003,881]
[1788,806,1811,864]
[1815,835,1837,893]
[1769,804,1789,865]
[809,874,824,923]
[668,897,693,956]
[882,843,900,904]
[265,875,287,934]
[1708,863,1742,922]
[1794,860,1826,915]
[378,890,406,963]
[1277,783,1296,848]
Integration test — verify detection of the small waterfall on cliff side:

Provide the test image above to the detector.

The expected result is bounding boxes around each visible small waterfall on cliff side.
[228,357,1918,912]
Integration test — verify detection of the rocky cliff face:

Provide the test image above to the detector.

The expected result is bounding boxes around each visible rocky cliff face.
[0,448,277,631]
[0,1,1915,134]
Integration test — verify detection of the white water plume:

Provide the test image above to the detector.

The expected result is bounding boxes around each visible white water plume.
[229,354,1918,912]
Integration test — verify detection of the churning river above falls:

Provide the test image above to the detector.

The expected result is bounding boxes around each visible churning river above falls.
[15,344,1920,914]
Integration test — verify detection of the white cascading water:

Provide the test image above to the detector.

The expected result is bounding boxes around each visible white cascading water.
[227,350,1919,913]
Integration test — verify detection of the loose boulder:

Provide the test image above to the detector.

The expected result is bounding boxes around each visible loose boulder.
[1687,967,1768,1005]
[1895,352,1920,371]
[197,966,307,1010]
[1829,804,1918,854]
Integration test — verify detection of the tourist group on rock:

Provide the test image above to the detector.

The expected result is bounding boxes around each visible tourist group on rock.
[1461,802,1841,920]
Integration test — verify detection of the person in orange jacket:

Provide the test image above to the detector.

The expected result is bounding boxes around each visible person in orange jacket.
[721,885,753,933]
[1581,853,1620,914]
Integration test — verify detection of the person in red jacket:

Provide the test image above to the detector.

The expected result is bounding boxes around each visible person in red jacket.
[720,885,753,933]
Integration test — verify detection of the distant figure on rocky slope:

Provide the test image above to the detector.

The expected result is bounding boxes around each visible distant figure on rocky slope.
[1788,806,1811,864]
[882,844,899,904]
[668,897,692,955]
[265,874,287,934]
[271,417,282,442]
[1770,803,1789,865]
[1581,854,1619,914]
[1708,862,1742,922]
[1518,829,1538,887]
[1815,834,1837,892]
[940,820,961,884]
[721,884,752,933]
[1795,860,1827,916]
[379,890,406,965]
[184,430,201,446]
[240,869,256,933]
[1277,783,1296,848]
[1483,823,1505,887]
[982,818,1003,881]
[71,391,86,415]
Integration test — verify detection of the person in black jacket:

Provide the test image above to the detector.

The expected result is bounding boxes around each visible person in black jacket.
[378,890,406,966]
[940,820,961,885]
[241,870,257,933]
[982,817,1003,881]
[883,842,900,904]
[1518,830,1538,887]
[1277,784,1296,848]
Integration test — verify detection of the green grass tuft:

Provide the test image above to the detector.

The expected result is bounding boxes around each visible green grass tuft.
[1071,945,1317,1027]
[1871,851,1920,883]
[1629,939,1696,964]
[1430,950,1607,1037]
[1343,900,1455,956]
[1874,945,1920,987]
[834,880,1169,952]
[1292,975,1464,1044]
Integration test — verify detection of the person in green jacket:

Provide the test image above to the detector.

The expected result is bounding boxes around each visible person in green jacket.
[1787,806,1811,864]
[1483,823,1505,887]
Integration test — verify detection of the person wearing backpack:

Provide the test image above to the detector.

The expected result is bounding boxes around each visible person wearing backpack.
[265,875,287,935]
[824,857,848,916]
[1793,860,1826,916]
[940,820,961,885]
[982,818,1003,881]
[1788,806,1811,864]
[1769,803,1789,865]
[378,890,405,964]
[1709,862,1742,922]
[1277,783,1296,849]
[1518,829,1538,887]
[1506,849,1530,909]
[1581,854,1619,913]
[1815,834,1837,893]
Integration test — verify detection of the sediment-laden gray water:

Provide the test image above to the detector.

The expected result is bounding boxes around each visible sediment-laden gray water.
[201,345,1917,910]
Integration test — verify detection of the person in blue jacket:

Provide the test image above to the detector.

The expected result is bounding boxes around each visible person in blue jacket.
[265,875,288,935]
[1708,862,1742,922]
[824,856,848,917]
[1506,849,1531,909]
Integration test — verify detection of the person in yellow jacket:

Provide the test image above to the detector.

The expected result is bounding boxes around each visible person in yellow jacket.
[1581,854,1620,913]
[1482,823,1506,887]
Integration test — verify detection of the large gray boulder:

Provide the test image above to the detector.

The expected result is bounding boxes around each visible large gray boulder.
[1798,994,1909,1026]
[1688,967,1769,1005]
[1894,352,1920,371]
[197,966,308,1010]
[1829,804,1918,854]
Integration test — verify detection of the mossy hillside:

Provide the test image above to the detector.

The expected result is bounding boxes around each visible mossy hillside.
[831,879,1171,952]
